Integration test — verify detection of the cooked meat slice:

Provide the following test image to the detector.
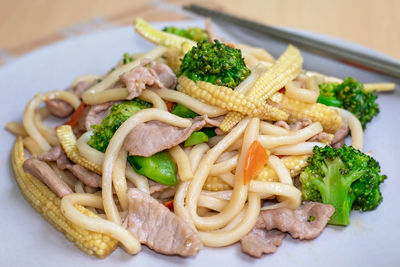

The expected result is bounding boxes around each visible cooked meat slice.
[331,119,349,145]
[124,115,207,157]
[308,132,333,144]
[39,145,72,170]
[23,158,73,197]
[120,59,176,100]
[82,101,116,131]
[39,145,100,187]
[274,118,312,131]
[289,118,312,131]
[150,60,177,89]
[67,165,102,188]
[123,188,202,256]
[332,139,345,148]
[45,81,94,118]
[39,145,63,162]
[258,202,334,240]
[274,120,291,130]
[73,80,94,98]
[241,229,286,257]
[148,180,169,194]
[203,115,224,127]
[45,99,74,118]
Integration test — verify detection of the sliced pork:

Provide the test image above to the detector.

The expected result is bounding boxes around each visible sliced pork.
[331,119,349,147]
[257,202,334,240]
[124,115,209,157]
[23,158,72,197]
[80,101,116,131]
[241,229,286,258]
[308,132,333,144]
[120,59,176,100]
[67,165,102,188]
[240,202,334,257]
[46,80,94,118]
[123,188,202,256]
[39,146,101,188]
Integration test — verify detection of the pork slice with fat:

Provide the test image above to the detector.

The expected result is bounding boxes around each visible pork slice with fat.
[120,59,176,100]
[123,188,202,256]
[240,202,334,257]
[124,115,207,157]
[45,80,94,118]
[23,158,73,197]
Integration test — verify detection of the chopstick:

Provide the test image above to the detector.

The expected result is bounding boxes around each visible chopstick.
[183,4,400,79]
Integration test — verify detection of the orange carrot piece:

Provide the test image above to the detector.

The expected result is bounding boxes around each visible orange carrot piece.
[65,103,86,128]
[243,140,268,185]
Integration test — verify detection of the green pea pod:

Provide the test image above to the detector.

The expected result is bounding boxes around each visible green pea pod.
[127,151,178,186]
[184,131,209,147]
[317,95,343,107]
[171,103,199,118]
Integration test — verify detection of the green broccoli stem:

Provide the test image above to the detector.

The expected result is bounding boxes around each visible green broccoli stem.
[315,167,366,226]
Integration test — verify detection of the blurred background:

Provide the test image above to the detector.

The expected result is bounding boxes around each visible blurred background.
[0,0,399,65]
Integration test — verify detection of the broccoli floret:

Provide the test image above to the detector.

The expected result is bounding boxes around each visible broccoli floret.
[299,145,386,226]
[178,40,251,89]
[318,77,380,129]
[162,26,209,42]
[88,99,152,152]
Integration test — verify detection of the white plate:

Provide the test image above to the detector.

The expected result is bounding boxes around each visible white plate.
[0,19,399,267]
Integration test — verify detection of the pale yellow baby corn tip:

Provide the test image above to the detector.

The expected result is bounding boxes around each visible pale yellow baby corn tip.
[11,137,118,258]
[56,125,102,174]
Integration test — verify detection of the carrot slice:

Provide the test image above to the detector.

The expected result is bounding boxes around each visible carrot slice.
[65,102,86,128]
[243,140,268,185]
[163,200,174,211]
[166,101,175,113]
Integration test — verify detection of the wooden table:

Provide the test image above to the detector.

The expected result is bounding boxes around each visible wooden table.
[0,0,399,65]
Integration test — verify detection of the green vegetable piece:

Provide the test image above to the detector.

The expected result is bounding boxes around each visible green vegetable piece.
[88,99,152,153]
[200,128,216,138]
[317,95,343,107]
[178,40,251,89]
[299,145,386,226]
[318,77,379,129]
[171,103,199,118]
[127,152,178,186]
[162,26,209,42]
[184,131,209,147]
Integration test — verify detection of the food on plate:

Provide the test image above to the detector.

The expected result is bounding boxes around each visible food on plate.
[7,17,388,259]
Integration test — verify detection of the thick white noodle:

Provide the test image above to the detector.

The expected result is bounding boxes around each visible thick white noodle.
[76,131,150,193]
[271,141,326,155]
[258,122,323,149]
[249,180,301,209]
[23,91,80,152]
[151,88,227,117]
[268,155,293,185]
[332,107,363,151]
[260,121,291,135]
[186,118,250,230]
[61,193,141,254]
[102,109,191,224]
[188,143,210,172]
[82,46,167,102]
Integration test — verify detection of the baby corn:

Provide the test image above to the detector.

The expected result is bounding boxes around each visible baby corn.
[178,76,288,121]
[270,93,342,133]
[12,137,118,258]
[203,176,232,191]
[255,155,310,182]
[220,45,303,132]
[56,125,102,174]
[134,17,196,54]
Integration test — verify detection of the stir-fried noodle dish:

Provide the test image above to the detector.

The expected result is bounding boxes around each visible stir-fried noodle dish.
[7,18,391,258]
